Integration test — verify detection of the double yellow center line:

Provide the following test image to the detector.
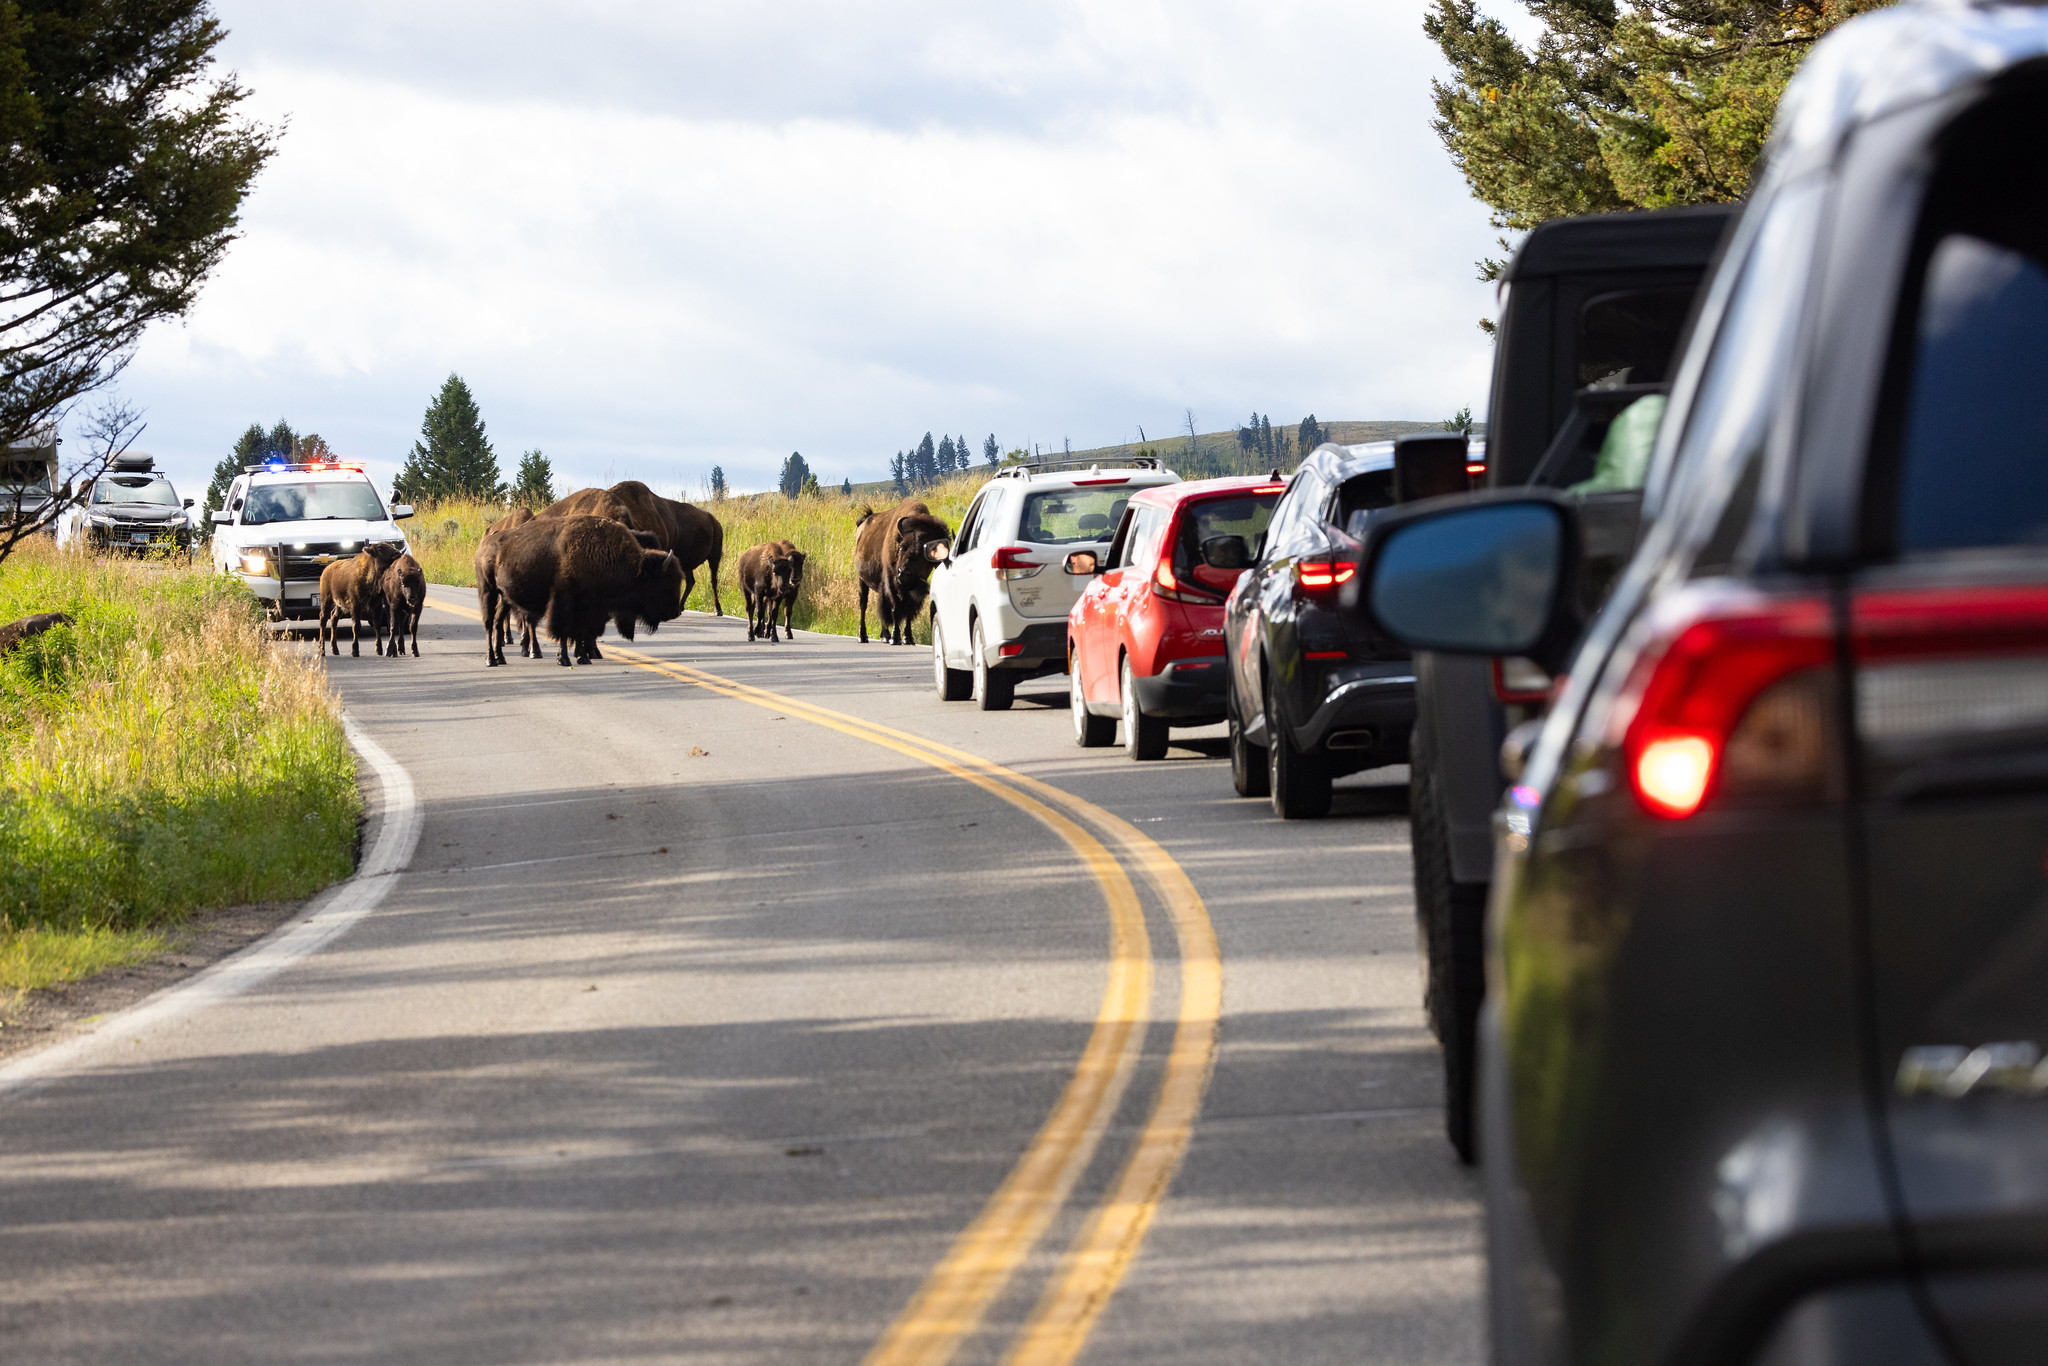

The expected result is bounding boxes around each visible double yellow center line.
[426,599,1221,1365]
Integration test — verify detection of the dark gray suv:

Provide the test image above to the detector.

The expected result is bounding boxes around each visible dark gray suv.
[1356,6,2048,1363]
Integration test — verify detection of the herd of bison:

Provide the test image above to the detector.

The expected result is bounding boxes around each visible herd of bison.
[313,479,957,666]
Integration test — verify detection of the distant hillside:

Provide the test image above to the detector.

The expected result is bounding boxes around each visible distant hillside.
[841,419,1449,501]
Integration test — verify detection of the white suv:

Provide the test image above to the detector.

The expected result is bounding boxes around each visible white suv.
[929,458,1178,709]
[210,460,414,625]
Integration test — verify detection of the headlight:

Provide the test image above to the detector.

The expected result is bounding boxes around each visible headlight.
[239,551,270,575]
[86,511,115,526]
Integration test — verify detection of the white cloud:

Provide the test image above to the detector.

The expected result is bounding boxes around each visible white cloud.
[121,0,1502,500]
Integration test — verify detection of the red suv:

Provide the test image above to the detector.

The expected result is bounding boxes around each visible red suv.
[1066,477,1286,759]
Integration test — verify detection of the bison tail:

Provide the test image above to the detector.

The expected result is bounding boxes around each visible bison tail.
[855,506,874,528]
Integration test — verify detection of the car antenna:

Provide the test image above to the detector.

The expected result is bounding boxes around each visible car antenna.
[1269,468,1282,480]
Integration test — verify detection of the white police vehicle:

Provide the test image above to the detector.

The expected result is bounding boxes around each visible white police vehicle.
[209,457,413,625]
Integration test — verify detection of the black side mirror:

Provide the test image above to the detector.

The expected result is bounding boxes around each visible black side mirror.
[1393,433,1471,503]
[182,498,194,508]
[1200,535,1250,570]
[1355,492,1580,671]
[1064,551,1099,575]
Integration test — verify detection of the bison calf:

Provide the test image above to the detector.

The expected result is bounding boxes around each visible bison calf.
[379,552,427,659]
[738,540,806,643]
[319,545,401,657]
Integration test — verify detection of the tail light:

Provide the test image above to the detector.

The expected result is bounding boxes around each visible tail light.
[992,546,1043,581]
[1153,557,1222,603]
[1613,590,1834,818]
[1293,556,1357,603]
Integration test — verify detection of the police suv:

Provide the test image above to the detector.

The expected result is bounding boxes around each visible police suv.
[210,458,413,624]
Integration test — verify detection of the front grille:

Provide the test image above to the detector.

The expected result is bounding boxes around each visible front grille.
[274,542,354,581]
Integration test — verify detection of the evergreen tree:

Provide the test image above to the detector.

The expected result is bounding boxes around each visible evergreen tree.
[937,435,957,474]
[1298,414,1327,454]
[510,449,555,507]
[1442,406,1476,434]
[891,452,909,497]
[983,434,999,466]
[394,374,502,503]
[779,451,812,498]
[203,420,296,523]
[1260,415,1274,458]
[710,466,727,500]
[913,432,937,485]
[841,477,852,496]
[801,472,820,498]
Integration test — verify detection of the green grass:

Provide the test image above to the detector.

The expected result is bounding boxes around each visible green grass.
[0,540,360,991]
[413,471,992,639]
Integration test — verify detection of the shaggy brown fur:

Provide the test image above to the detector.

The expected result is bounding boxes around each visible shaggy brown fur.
[572,481,727,617]
[0,611,72,656]
[378,552,427,659]
[738,540,806,643]
[481,508,540,657]
[319,544,402,657]
[854,500,951,645]
[479,515,686,667]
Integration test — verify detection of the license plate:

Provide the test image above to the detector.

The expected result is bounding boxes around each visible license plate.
[130,532,150,543]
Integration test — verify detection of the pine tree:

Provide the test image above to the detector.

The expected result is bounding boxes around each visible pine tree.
[841,477,852,496]
[891,452,909,497]
[780,452,812,498]
[913,432,937,485]
[937,435,957,474]
[510,449,555,507]
[1298,414,1327,454]
[394,374,502,503]
[710,466,728,500]
[1260,414,1274,458]
[203,420,298,523]
[983,434,999,466]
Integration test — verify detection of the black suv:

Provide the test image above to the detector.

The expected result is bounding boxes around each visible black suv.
[1220,440,1415,817]
[1359,8,2048,1363]
[81,455,193,555]
[1409,203,1738,1160]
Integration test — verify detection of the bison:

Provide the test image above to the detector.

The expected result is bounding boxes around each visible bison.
[738,539,806,643]
[544,481,726,616]
[480,508,541,658]
[478,515,685,667]
[319,544,401,657]
[855,500,951,645]
[0,612,72,656]
[379,552,427,660]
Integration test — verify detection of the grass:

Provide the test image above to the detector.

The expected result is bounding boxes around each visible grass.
[0,540,360,992]
[413,471,992,639]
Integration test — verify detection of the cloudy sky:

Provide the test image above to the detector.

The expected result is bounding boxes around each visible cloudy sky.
[116,1,1519,500]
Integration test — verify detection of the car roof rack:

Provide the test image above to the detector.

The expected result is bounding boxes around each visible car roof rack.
[992,455,1164,480]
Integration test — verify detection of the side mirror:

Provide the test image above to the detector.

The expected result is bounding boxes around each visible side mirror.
[391,504,414,520]
[926,541,950,563]
[1393,432,1472,503]
[210,509,232,524]
[1064,551,1099,575]
[182,498,194,508]
[1199,535,1250,570]
[1359,494,1577,666]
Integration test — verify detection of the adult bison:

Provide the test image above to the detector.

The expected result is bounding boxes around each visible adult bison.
[478,515,685,667]
[738,539,806,643]
[855,500,951,645]
[543,481,725,617]
[478,508,541,658]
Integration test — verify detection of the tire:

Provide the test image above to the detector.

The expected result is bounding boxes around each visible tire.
[1071,647,1115,747]
[1228,691,1268,797]
[1121,656,1168,760]
[932,619,971,701]
[1266,677,1331,819]
[971,619,1014,711]
[1411,733,1487,1166]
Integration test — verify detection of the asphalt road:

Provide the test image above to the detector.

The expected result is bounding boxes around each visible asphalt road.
[0,586,1481,1365]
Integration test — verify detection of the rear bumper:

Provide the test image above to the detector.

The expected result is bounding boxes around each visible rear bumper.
[1296,666,1416,762]
[989,621,1068,671]
[1131,656,1230,722]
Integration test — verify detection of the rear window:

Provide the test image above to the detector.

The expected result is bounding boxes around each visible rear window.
[1173,491,1282,569]
[242,480,386,525]
[1018,487,1135,545]
[1577,287,1695,387]
[1896,234,2048,551]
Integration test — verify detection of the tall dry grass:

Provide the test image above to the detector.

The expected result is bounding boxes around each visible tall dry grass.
[0,540,359,990]
[411,473,991,637]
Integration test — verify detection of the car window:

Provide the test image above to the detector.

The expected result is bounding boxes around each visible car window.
[1263,471,1328,557]
[241,480,387,526]
[1174,491,1282,570]
[958,494,986,553]
[1894,233,2048,552]
[1117,507,1167,568]
[1333,470,1395,537]
[1018,487,1131,545]
[1577,287,1698,387]
[92,476,178,505]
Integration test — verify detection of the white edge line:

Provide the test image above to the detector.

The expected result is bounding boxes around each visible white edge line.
[0,712,421,1102]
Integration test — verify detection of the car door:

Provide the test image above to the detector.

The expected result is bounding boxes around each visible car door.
[1085,506,1144,704]
[936,489,988,665]
[1849,184,2048,1354]
[1248,467,1330,732]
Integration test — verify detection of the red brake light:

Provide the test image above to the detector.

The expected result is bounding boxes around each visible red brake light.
[1253,484,1287,494]
[1616,591,1833,818]
[1294,559,1357,593]
[1466,463,1487,476]
[1071,476,1130,486]
[991,546,1038,571]
[1153,556,1222,603]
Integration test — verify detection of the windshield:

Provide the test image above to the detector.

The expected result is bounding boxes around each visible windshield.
[242,480,387,525]
[0,461,51,495]
[92,475,178,505]
[1018,487,1138,545]
[1175,492,1282,570]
